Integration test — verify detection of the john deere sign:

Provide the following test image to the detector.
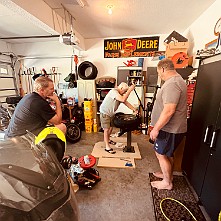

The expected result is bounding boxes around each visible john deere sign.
[104,36,159,58]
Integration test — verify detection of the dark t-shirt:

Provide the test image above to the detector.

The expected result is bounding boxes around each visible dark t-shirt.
[6,92,56,137]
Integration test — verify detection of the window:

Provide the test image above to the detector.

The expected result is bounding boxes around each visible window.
[0,65,9,75]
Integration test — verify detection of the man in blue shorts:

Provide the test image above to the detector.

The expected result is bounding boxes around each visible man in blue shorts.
[150,58,187,190]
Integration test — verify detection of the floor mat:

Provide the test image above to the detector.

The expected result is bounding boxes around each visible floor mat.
[149,173,206,221]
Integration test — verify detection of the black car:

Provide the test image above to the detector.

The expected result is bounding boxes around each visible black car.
[0,133,79,221]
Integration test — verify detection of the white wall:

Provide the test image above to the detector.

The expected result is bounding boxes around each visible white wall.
[83,34,168,80]
[11,40,81,82]
[183,0,221,67]
[4,40,82,95]
[10,34,168,86]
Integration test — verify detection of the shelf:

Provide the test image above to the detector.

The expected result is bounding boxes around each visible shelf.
[96,88,113,90]
[118,66,142,70]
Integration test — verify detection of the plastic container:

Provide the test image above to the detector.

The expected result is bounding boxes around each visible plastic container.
[85,124,93,133]
[93,123,98,132]
[84,111,93,119]
[84,155,90,164]
[84,101,93,112]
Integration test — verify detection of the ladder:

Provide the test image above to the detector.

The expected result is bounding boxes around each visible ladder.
[0,56,19,103]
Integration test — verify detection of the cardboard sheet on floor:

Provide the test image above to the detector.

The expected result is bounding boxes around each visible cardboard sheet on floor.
[91,141,141,159]
[110,136,127,143]
[97,157,135,168]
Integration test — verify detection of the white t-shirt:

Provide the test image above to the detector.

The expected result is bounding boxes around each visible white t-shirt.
[99,89,121,117]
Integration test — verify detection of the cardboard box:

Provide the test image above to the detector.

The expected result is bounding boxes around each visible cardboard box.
[164,41,189,58]
[164,30,188,44]
[164,41,189,50]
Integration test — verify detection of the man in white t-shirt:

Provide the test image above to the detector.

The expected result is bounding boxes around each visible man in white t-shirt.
[100,82,137,154]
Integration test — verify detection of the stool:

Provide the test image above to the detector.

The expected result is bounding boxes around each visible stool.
[78,154,96,169]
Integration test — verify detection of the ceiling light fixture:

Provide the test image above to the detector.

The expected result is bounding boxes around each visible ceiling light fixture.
[107,5,113,15]
[76,0,86,8]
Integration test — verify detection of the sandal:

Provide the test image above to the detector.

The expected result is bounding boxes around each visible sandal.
[109,140,116,145]
[105,148,116,154]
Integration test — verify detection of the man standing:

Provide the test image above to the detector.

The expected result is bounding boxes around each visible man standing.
[6,76,66,137]
[100,82,137,154]
[150,58,187,190]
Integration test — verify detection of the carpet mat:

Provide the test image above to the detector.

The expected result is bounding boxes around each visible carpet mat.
[149,173,206,221]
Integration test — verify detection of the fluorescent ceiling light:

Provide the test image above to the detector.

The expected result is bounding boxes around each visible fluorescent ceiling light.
[107,5,113,15]
[76,0,86,8]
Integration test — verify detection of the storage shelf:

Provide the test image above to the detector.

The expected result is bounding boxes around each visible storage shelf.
[96,88,113,90]
[118,66,142,70]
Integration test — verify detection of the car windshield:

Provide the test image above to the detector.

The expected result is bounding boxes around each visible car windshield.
[0,133,64,211]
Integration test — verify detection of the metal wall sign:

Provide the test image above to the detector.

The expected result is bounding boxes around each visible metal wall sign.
[104,36,159,58]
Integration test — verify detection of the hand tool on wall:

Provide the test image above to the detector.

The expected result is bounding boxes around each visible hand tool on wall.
[74,55,79,80]
[26,68,29,93]
[18,62,24,97]
[29,68,34,92]
[52,67,56,84]
[24,70,29,94]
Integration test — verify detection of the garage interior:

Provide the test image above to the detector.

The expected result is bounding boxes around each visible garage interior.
[0,0,221,221]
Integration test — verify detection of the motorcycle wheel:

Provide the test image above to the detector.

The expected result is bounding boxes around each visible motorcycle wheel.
[113,113,141,130]
[66,123,81,143]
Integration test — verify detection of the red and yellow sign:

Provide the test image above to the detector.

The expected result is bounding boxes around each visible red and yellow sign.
[104,36,159,58]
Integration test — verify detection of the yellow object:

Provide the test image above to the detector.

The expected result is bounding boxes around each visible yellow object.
[85,124,93,133]
[84,111,93,119]
[93,123,98,132]
[85,118,93,124]
[160,198,197,221]
[84,100,93,112]
[35,126,66,145]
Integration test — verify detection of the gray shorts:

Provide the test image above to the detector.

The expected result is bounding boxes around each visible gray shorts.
[100,113,114,129]
[153,130,185,157]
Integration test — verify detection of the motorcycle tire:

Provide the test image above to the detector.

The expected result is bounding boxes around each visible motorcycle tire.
[66,123,81,143]
[113,113,141,131]
[78,61,98,80]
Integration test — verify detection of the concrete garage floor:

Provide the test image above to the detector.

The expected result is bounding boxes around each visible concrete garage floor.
[65,129,211,221]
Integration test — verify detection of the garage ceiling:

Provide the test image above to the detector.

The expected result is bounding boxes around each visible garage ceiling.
[0,0,217,42]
